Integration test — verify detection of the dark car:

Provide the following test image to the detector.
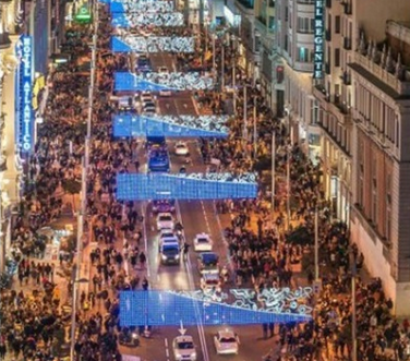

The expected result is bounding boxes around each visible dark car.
[137,56,151,72]
[198,252,219,275]
[153,200,176,214]
[148,149,170,172]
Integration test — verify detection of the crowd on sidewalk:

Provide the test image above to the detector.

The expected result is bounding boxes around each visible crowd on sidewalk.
[1,4,410,361]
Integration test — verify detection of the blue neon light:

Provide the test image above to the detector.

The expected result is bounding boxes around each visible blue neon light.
[108,1,174,13]
[113,113,228,138]
[116,173,258,200]
[20,36,34,153]
[119,290,312,327]
[111,36,194,53]
[112,12,184,27]
[114,72,214,92]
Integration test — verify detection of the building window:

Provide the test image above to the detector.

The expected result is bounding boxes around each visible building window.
[334,48,340,67]
[335,16,340,33]
[297,47,311,62]
[395,116,400,148]
[268,0,275,7]
[284,35,288,51]
[371,157,378,225]
[297,17,313,33]
[285,6,288,22]
[268,16,275,32]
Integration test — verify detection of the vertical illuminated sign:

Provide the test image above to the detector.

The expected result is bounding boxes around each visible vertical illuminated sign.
[20,36,33,153]
[313,0,324,79]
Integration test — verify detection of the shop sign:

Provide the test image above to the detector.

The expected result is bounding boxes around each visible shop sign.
[20,35,33,153]
[313,0,324,79]
[75,6,92,23]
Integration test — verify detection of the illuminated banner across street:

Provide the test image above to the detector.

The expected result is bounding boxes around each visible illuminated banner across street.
[108,1,174,13]
[20,36,34,153]
[112,12,184,27]
[120,289,312,327]
[116,173,258,200]
[111,36,195,53]
[313,0,324,79]
[113,113,229,138]
[114,72,214,92]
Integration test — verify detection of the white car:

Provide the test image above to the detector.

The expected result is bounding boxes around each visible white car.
[193,233,213,252]
[173,335,197,360]
[200,273,221,291]
[175,142,189,156]
[159,229,175,239]
[214,330,240,355]
[156,212,174,230]
[143,106,156,115]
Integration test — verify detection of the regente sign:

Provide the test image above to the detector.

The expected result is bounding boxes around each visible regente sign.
[313,0,324,79]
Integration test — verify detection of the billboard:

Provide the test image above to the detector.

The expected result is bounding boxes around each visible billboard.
[113,113,229,138]
[116,173,258,200]
[114,72,214,92]
[111,36,195,53]
[108,1,174,13]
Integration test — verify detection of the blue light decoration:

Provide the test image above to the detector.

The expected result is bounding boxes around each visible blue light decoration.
[20,36,34,153]
[116,173,258,200]
[113,113,229,138]
[112,12,184,27]
[111,36,194,53]
[119,288,313,327]
[108,0,174,13]
[114,72,214,92]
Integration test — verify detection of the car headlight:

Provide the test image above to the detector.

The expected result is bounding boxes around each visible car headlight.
[175,254,180,259]
[131,332,139,339]
[161,254,168,260]
[191,352,197,359]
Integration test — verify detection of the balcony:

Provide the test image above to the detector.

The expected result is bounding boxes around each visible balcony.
[341,71,351,85]
[325,29,331,41]
[342,1,352,15]
[343,37,352,50]
[325,62,330,74]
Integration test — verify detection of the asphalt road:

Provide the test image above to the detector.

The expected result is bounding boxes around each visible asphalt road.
[116,140,276,361]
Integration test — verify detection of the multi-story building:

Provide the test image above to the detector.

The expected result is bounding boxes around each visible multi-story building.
[254,0,276,107]
[276,0,321,159]
[350,21,410,316]
[312,0,354,222]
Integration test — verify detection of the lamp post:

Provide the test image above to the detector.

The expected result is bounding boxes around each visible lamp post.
[271,132,276,211]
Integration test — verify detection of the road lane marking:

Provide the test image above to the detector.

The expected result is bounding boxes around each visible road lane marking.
[165,338,168,347]
[175,201,210,361]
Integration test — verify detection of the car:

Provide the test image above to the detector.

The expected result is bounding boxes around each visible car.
[159,236,179,247]
[137,55,151,71]
[143,106,156,115]
[197,252,219,275]
[159,229,175,239]
[200,273,221,291]
[148,150,170,172]
[153,200,175,214]
[193,233,213,252]
[214,330,240,355]
[140,91,154,102]
[158,66,169,73]
[156,212,174,230]
[159,242,180,265]
[175,141,189,156]
[172,335,197,361]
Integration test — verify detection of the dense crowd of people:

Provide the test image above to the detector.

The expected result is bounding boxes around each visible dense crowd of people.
[0,3,409,361]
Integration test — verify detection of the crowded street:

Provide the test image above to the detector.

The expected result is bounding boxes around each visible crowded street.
[0,1,409,361]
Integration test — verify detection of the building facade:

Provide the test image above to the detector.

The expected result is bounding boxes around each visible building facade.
[276,0,320,159]
[349,22,410,316]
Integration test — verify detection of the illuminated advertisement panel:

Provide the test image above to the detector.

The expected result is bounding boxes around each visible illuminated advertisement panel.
[112,12,184,27]
[113,113,228,138]
[119,289,312,326]
[111,36,195,53]
[20,36,34,153]
[114,72,214,91]
[313,0,324,79]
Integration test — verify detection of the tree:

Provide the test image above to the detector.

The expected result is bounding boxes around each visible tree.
[286,225,313,246]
